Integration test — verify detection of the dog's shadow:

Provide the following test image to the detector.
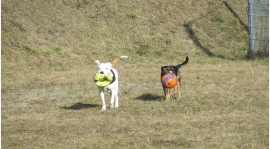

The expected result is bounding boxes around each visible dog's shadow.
[135,93,163,101]
[62,102,100,110]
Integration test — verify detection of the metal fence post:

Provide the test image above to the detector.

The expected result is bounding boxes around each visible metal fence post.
[247,0,269,58]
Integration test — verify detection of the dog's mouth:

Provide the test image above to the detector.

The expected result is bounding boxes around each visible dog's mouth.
[98,71,110,76]
[163,71,173,74]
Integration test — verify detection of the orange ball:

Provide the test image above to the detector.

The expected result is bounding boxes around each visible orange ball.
[161,73,177,88]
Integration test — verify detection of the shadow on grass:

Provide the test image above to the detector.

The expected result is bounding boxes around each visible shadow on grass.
[135,93,163,101]
[62,102,100,110]
[183,1,250,60]
[184,23,251,60]
[184,23,225,59]
[223,1,248,32]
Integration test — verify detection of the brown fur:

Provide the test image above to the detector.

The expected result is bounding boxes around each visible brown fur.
[111,56,122,67]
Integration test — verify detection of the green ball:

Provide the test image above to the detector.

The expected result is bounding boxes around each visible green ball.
[93,73,113,87]
[94,73,105,81]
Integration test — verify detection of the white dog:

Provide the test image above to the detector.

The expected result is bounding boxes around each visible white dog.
[94,56,128,110]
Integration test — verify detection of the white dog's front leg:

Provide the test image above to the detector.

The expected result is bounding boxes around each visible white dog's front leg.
[114,88,119,108]
[110,90,115,109]
[99,88,106,110]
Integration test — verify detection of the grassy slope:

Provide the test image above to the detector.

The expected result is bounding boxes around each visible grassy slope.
[2,0,268,148]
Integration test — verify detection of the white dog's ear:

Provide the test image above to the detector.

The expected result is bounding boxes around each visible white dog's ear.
[95,60,101,65]
[106,62,112,68]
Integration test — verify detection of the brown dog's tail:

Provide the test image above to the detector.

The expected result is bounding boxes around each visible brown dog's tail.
[176,56,189,69]
[111,56,128,67]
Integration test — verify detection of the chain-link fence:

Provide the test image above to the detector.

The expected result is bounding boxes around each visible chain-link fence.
[247,0,269,57]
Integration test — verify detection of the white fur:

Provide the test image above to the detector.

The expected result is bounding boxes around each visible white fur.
[120,56,128,59]
[95,61,119,110]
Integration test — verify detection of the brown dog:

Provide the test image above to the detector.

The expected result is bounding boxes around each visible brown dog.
[161,56,188,100]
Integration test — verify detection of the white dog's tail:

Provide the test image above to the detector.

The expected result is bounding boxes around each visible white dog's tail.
[111,56,128,67]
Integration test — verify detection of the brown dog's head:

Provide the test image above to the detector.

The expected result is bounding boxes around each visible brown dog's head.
[161,56,189,77]
[161,66,176,76]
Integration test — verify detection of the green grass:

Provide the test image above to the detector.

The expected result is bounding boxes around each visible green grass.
[211,17,225,23]
[136,44,150,56]
[2,0,268,148]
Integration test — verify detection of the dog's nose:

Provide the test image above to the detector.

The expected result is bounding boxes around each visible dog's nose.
[100,71,104,74]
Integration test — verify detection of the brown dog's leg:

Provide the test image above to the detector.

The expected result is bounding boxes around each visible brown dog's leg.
[166,88,170,100]
[177,82,181,100]
[173,84,178,99]
[163,86,170,100]
[175,74,181,100]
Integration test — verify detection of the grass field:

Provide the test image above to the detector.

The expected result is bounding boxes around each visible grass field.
[2,0,269,148]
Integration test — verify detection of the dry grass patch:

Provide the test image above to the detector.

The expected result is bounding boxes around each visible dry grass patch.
[2,58,268,148]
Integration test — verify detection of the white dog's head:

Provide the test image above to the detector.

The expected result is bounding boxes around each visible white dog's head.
[95,60,112,76]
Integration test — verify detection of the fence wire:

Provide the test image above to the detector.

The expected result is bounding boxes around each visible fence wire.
[247,0,269,57]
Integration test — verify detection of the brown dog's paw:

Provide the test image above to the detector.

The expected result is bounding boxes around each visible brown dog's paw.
[171,94,176,99]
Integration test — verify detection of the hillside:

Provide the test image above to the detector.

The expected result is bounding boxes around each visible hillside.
[2,0,250,71]
[2,0,254,89]
[2,0,268,148]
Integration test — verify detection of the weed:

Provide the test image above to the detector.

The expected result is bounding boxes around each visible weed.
[127,12,143,20]
[165,39,172,45]
[211,17,224,23]
[154,51,163,57]
[54,47,61,53]
[136,44,150,56]
[23,46,38,55]
[128,14,137,20]
[169,54,176,60]
[230,20,238,26]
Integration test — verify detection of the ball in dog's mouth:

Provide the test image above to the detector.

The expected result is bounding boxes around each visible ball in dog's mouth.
[161,73,177,88]
[93,73,113,87]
